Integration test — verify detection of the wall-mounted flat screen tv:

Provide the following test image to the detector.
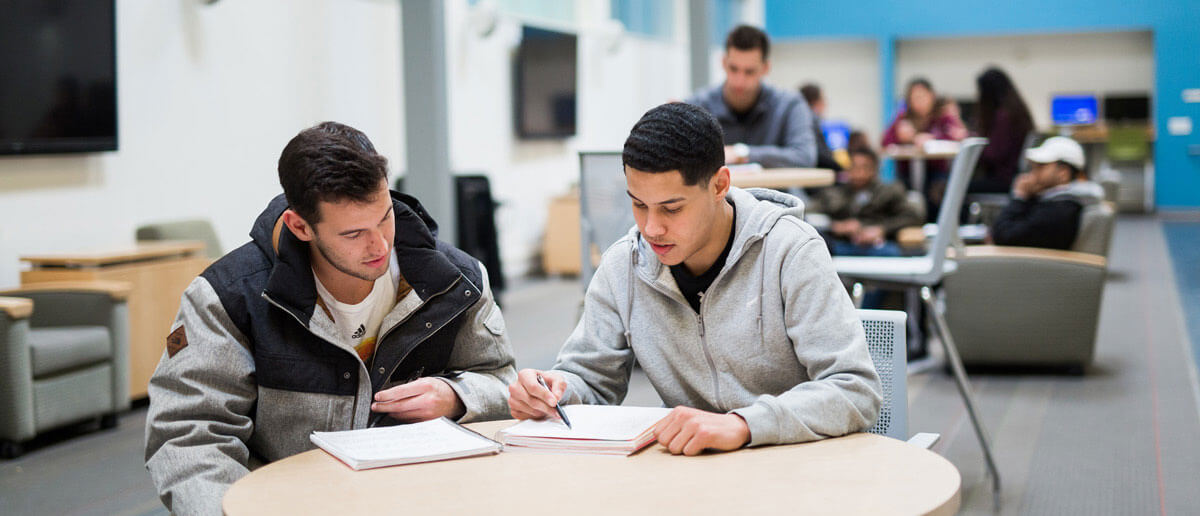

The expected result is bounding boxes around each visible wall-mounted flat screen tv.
[514,26,576,138]
[0,0,117,155]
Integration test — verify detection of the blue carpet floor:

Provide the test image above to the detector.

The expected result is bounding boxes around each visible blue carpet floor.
[1163,220,1200,366]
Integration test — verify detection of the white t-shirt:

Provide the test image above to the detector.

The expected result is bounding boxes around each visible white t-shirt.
[313,250,400,362]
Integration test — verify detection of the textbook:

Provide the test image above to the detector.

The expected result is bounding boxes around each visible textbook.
[310,417,501,470]
[495,405,672,456]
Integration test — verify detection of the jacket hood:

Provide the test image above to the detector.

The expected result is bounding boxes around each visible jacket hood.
[1041,180,1104,205]
[625,186,805,278]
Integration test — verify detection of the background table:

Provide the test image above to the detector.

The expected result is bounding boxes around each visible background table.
[21,241,210,399]
[729,167,834,189]
[224,420,960,516]
[884,145,959,193]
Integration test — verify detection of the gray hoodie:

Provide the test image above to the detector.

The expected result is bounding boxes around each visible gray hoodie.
[552,187,882,446]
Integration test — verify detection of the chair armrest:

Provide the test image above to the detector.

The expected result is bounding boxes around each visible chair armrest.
[0,281,131,329]
[951,245,1106,269]
[0,280,132,301]
[0,297,33,320]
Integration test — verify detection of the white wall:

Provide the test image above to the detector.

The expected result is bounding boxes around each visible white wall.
[0,0,404,286]
[0,0,695,285]
[771,39,882,140]
[896,31,1154,130]
[445,0,691,278]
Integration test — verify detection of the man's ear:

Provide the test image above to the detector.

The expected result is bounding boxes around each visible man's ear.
[761,58,771,76]
[712,167,732,199]
[282,209,315,242]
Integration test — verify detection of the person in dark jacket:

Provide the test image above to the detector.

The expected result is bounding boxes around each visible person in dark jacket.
[800,83,842,171]
[685,25,817,168]
[971,67,1035,194]
[991,136,1104,250]
[145,122,516,515]
[810,147,924,257]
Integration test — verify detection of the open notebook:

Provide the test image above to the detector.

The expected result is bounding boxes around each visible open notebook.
[495,405,672,456]
[310,417,501,470]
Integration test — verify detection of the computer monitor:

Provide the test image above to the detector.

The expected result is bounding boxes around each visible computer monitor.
[1051,95,1099,125]
[820,120,851,150]
[1104,94,1150,123]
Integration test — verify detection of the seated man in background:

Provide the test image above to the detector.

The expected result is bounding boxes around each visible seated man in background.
[799,83,842,171]
[145,122,516,515]
[809,147,923,258]
[507,102,881,456]
[686,25,817,168]
[991,136,1104,250]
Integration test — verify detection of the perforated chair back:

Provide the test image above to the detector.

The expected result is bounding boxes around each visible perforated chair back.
[579,151,636,289]
[858,309,908,441]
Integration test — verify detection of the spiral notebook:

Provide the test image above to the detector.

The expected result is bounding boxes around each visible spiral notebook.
[310,417,501,470]
[495,405,672,456]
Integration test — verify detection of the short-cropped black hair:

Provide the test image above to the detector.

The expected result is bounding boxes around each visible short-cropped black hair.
[622,103,725,186]
[849,146,879,168]
[725,25,769,60]
[277,121,388,224]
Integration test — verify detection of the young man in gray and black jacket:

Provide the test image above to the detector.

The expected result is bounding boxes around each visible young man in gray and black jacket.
[145,122,516,515]
[508,103,880,455]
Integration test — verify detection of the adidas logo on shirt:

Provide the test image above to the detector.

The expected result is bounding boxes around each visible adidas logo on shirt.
[351,324,366,339]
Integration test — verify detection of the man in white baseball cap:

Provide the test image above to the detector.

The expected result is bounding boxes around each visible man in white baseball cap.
[990,136,1105,250]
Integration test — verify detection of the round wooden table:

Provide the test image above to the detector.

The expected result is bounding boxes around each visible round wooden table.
[223,421,960,515]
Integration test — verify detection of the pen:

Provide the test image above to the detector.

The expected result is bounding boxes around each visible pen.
[536,374,572,429]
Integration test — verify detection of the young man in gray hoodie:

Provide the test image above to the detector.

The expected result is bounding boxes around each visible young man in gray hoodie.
[508,103,881,455]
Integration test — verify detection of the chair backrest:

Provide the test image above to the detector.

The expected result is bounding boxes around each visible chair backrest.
[578,151,636,289]
[136,219,222,259]
[920,137,988,284]
[858,309,908,441]
[1072,200,1116,257]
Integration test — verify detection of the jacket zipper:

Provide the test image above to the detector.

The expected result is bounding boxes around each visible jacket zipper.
[696,293,724,411]
[371,276,466,388]
[261,291,368,423]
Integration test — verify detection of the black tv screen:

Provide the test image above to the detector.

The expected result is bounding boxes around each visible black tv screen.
[0,0,117,155]
[514,26,576,138]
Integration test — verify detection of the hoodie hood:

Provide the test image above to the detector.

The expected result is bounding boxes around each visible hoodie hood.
[625,186,805,278]
[1040,180,1104,205]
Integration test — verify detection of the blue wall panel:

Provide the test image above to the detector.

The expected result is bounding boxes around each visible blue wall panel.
[765,0,1200,208]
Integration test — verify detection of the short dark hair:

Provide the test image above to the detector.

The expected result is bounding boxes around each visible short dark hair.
[725,25,769,60]
[799,83,822,105]
[623,103,725,186]
[278,121,388,224]
[849,147,879,168]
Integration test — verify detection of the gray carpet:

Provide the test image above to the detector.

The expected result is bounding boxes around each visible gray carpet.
[3,214,1198,515]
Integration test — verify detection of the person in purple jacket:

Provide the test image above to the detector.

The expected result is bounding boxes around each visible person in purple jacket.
[971,67,1036,194]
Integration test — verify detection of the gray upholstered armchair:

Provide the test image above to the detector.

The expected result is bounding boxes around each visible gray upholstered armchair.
[943,202,1115,371]
[0,281,131,458]
[136,218,222,259]
[943,246,1106,371]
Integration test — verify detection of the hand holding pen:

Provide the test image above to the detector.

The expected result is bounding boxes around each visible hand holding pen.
[507,369,571,427]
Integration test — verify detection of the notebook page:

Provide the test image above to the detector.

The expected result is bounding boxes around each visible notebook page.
[312,418,496,462]
[500,405,671,441]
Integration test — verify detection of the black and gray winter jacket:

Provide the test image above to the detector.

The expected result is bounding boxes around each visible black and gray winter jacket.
[144,191,516,515]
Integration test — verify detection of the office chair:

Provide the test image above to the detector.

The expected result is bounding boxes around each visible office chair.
[578,151,636,290]
[858,309,908,441]
[835,138,1001,496]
